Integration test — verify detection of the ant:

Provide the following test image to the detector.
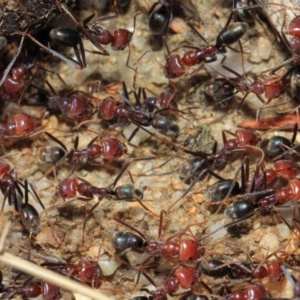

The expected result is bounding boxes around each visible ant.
[112,211,205,263]
[259,123,298,161]
[203,78,237,105]
[206,157,249,209]
[258,177,300,208]
[119,83,180,138]
[162,8,249,81]
[84,82,179,139]
[147,0,200,47]
[39,132,127,175]
[38,133,126,178]
[0,161,43,234]
[0,112,42,152]
[226,284,269,300]
[198,258,283,281]
[55,160,143,202]
[211,128,262,167]
[0,112,42,139]
[143,266,198,300]
[1,278,61,300]
[0,63,31,99]
[46,90,94,123]
[166,128,263,212]
[55,160,151,240]
[213,64,290,107]
[43,259,101,288]
[53,0,140,74]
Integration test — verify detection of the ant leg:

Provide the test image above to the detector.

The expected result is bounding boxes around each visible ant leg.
[128,126,140,143]
[134,49,164,68]
[187,22,209,45]
[44,132,68,152]
[73,41,86,68]
[222,130,236,144]
[291,122,298,144]
[82,201,101,245]
[114,217,147,240]
[91,0,119,27]
[126,45,138,90]
[24,33,80,67]
[185,62,205,96]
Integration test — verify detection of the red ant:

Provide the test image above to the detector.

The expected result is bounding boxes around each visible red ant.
[62,1,140,54]
[259,123,298,161]
[39,132,127,178]
[0,161,44,234]
[214,64,290,107]
[41,132,127,165]
[198,257,283,282]
[53,0,140,74]
[112,211,205,263]
[98,95,152,127]
[55,160,142,202]
[162,9,249,80]
[80,82,180,139]
[143,266,198,300]
[212,128,262,166]
[0,112,42,151]
[47,91,94,123]
[226,284,269,300]
[43,259,101,288]
[1,279,61,300]
[258,177,300,208]
[0,113,42,138]
[0,63,29,98]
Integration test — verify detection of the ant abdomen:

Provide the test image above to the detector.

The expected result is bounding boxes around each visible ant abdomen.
[151,115,179,137]
[206,180,240,202]
[225,200,255,219]
[260,136,292,160]
[21,203,40,235]
[198,259,230,278]
[50,28,82,47]
[148,4,171,36]
[101,138,127,159]
[114,184,143,201]
[216,22,249,48]
[112,231,145,251]
[39,146,66,164]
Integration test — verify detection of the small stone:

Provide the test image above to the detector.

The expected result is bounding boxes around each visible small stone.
[257,37,272,60]
[258,233,279,256]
